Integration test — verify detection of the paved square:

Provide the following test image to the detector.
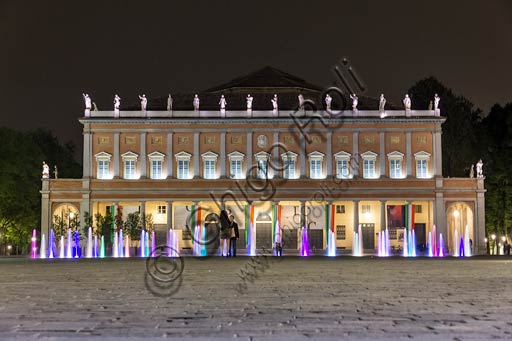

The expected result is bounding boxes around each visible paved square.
[1,256,512,340]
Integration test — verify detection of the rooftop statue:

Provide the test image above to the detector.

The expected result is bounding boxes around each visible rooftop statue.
[379,94,386,112]
[271,94,278,111]
[298,94,305,110]
[434,93,440,111]
[139,94,147,111]
[219,95,227,110]
[167,94,173,111]
[246,94,253,110]
[469,164,474,178]
[114,94,121,111]
[42,161,50,179]
[82,93,91,110]
[325,94,332,111]
[403,94,411,111]
[54,165,58,179]
[350,93,358,111]
[193,94,200,111]
[476,159,484,178]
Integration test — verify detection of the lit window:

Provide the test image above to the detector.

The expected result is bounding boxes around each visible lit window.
[121,151,138,179]
[148,151,165,179]
[361,151,378,179]
[334,151,351,179]
[95,152,112,179]
[281,151,297,179]
[414,151,431,179]
[254,152,271,179]
[157,205,166,214]
[228,151,244,179]
[362,204,371,214]
[308,151,324,179]
[175,151,192,179]
[387,151,404,179]
[202,151,218,179]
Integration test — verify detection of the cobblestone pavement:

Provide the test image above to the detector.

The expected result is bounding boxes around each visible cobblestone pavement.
[1,256,512,340]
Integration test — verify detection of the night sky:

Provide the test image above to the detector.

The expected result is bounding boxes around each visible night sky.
[1,1,511,157]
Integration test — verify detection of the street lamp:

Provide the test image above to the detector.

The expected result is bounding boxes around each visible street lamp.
[69,212,75,230]
[491,234,496,255]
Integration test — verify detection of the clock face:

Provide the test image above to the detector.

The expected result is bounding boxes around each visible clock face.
[257,135,268,148]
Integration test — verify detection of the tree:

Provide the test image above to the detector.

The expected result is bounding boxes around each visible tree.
[408,77,482,177]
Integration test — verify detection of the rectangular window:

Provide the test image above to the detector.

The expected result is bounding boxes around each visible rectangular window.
[98,160,109,179]
[310,160,322,179]
[414,205,422,214]
[336,159,349,179]
[157,205,166,214]
[283,159,295,179]
[336,225,346,240]
[230,159,242,179]
[151,160,163,179]
[363,159,375,178]
[362,204,371,214]
[204,160,215,179]
[124,160,136,179]
[390,159,402,178]
[257,159,268,179]
[416,159,428,178]
[177,160,189,179]
[336,205,345,214]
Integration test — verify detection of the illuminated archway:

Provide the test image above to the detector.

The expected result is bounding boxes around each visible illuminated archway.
[446,203,474,254]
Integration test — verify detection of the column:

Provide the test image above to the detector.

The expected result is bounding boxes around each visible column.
[406,132,412,177]
[300,201,306,228]
[352,132,359,177]
[353,200,359,232]
[193,133,200,178]
[300,136,306,178]
[167,132,173,178]
[114,133,120,178]
[380,200,386,231]
[220,132,226,178]
[379,132,385,177]
[167,201,173,230]
[83,128,92,178]
[246,132,253,177]
[326,132,332,177]
[140,132,147,178]
[475,179,486,255]
[80,196,91,230]
[273,132,279,178]
[433,129,443,176]
[140,201,146,228]
[434,181,446,254]
[40,180,50,239]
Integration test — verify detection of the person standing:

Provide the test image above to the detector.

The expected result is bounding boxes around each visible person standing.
[228,215,239,257]
[219,209,230,256]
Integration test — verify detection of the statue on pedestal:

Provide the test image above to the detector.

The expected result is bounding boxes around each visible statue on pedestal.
[82,93,91,111]
[271,94,278,111]
[350,93,358,111]
[114,95,121,112]
[403,94,411,111]
[298,94,305,110]
[379,94,386,112]
[219,95,227,110]
[246,94,253,110]
[476,159,484,178]
[139,94,147,111]
[193,94,200,111]
[42,162,50,179]
[54,165,58,179]
[469,164,474,178]
[434,93,440,112]
[167,94,173,111]
[325,94,332,111]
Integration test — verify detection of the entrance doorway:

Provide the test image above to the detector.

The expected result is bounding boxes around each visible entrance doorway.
[256,223,272,249]
[414,223,426,253]
[361,223,375,250]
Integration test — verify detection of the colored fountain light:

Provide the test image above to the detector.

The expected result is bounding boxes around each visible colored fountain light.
[352,224,363,256]
[48,229,55,258]
[464,225,472,257]
[86,227,93,258]
[119,229,124,257]
[300,226,310,257]
[327,230,336,257]
[100,235,106,258]
[140,230,145,257]
[145,230,150,257]
[438,233,445,257]
[94,235,98,258]
[73,230,81,258]
[124,234,130,258]
[39,233,46,259]
[151,231,156,256]
[59,235,65,258]
[428,232,433,257]
[66,228,72,258]
[113,231,119,258]
[31,229,37,258]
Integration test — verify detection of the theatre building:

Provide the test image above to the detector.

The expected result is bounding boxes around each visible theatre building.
[40,67,486,255]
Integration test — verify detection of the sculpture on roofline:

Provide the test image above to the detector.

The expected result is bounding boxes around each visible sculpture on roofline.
[434,93,440,112]
[167,94,173,111]
[325,94,332,111]
[82,93,91,111]
[379,94,386,112]
[476,159,484,178]
[42,161,50,179]
[114,95,121,111]
[469,164,474,178]
[403,94,411,111]
[193,94,200,111]
[271,94,278,111]
[219,94,227,111]
[350,93,358,111]
[139,94,147,111]
[246,94,253,110]
[54,165,58,179]
[298,94,305,110]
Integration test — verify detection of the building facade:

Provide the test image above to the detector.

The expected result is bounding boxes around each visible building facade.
[40,68,486,255]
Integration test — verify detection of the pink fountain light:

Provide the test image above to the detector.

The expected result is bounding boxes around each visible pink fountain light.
[31,229,37,259]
